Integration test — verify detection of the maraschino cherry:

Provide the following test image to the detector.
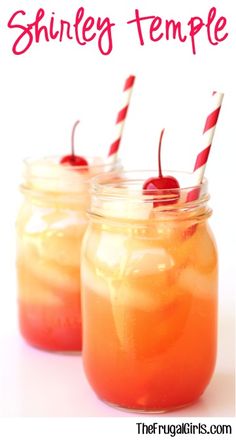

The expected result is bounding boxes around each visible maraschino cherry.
[60,120,88,168]
[143,129,180,206]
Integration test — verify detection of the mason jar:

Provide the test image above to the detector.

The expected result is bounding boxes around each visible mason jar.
[81,170,218,411]
[16,156,120,352]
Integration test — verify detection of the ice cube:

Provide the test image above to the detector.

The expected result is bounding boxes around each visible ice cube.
[177,266,217,298]
[173,223,217,272]
[151,210,182,243]
[28,160,88,194]
[96,230,128,269]
[127,246,174,276]
[18,234,81,291]
[28,257,80,292]
[100,198,153,220]
[109,276,192,358]
[23,214,47,234]
[190,225,217,273]
[40,232,83,267]
[22,226,84,267]
[80,259,110,298]
[17,265,64,306]
[104,244,177,313]
[82,226,122,274]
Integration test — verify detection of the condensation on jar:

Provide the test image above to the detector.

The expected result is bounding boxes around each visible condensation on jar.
[81,170,218,412]
[16,156,120,352]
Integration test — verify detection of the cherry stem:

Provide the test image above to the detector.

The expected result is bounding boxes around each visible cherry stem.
[158,128,165,178]
[71,120,80,157]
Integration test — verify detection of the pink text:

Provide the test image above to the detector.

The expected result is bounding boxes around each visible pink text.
[127,7,228,54]
[7,7,115,56]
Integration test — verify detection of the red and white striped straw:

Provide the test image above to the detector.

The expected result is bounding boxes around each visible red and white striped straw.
[187,91,224,202]
[108,75,136,161]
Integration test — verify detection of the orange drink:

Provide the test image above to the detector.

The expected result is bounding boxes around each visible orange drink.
[16,157,119,351]
[81,171,218,411]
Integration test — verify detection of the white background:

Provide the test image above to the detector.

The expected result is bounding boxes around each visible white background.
[0,0,235,438]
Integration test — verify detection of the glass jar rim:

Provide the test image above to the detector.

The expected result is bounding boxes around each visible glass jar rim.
[23,155,121,176]
[89,170,210,222]
[20,156,122,198]
[91,169,208,196]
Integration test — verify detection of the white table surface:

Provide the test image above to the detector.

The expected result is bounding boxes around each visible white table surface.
[0,273,234,418]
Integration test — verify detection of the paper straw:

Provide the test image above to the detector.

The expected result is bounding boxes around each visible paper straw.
[108,75,136,161]
[187,91,224,202]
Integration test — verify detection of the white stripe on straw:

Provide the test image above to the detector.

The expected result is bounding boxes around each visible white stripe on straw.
[108,75,136,163]
[187,91,224,202]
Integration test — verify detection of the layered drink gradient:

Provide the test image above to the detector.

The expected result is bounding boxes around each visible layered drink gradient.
[81,171,218,411]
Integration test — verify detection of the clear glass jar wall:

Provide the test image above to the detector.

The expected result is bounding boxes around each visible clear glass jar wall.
[16,157,120,352]
[81,170,218,411]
